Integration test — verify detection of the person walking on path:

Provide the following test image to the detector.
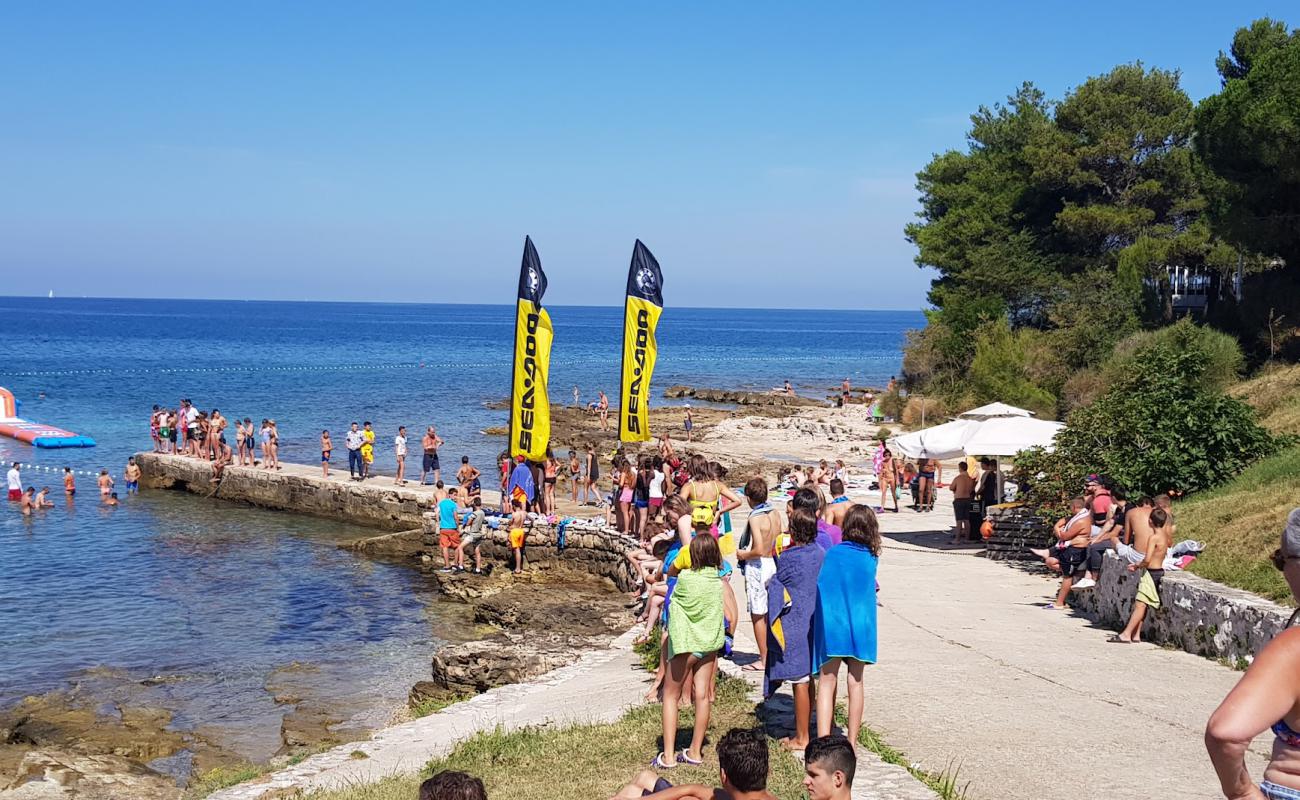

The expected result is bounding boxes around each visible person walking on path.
[877,448,899,513]
[394,426,408,485]
[320,430,332,478]
[814,504,881,748]
[1206,626,1300,800]
[421,426,444,485]
[345,422,364,480]
[684,405,694,442]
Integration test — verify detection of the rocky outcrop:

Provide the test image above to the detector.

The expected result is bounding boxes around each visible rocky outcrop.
[427,632,602,696]
[419,514,638,592]
[340,529,424,558]
[0,751,181,800]
[415,567,633,705]
[663,386,824,407]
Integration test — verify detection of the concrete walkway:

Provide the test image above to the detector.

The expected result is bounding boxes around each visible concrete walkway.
[862,494,1271,800]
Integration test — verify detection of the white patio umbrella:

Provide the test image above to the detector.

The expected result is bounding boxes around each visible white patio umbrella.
[888,402,1061,459]
[958,402,1036,420]
[959,416,1064,456]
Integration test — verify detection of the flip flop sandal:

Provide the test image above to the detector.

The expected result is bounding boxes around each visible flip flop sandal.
[676,750,703,766]
[1106,635,1132,643]
[650,753,676,770]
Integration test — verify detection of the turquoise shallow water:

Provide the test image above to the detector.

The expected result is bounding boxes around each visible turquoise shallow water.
[0,297,915,764]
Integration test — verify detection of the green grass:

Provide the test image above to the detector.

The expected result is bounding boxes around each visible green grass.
[186,763,267,798]
[835,706,968,800]
[410,692,472,719]
[633,625,662,672]
[1178,444,1300,604]
[307,675,807,800]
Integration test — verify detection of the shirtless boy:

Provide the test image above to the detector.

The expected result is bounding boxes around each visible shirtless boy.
[124,458,141,495]
[20,487,35,516]
[737,477,778,672]
[824,478,851,528]
[457,456,481,498]
[34,487,54,508]
[1113,507,1173,642]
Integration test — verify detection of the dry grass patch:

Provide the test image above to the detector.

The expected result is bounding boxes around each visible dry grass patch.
[1230,363,1300,437]
[308,676,806,800]
[1178,445,1300,604]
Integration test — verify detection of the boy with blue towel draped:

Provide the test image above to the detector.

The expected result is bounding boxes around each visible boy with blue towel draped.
[814,504,881,747]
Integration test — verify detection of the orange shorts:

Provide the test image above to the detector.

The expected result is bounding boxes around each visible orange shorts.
[440,528,460,549]
[509,528,526,548]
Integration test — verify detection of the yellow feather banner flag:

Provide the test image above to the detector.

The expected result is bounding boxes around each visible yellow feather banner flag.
[618,240,664,443]
[509,236,553,461]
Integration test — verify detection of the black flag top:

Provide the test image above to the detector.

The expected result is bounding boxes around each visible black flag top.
[518,235,548,305]
[626,239,664,307]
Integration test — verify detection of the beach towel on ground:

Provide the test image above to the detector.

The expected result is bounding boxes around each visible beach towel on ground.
[667,567,724,657]
[764,543,824,695]
[814,541,879,670]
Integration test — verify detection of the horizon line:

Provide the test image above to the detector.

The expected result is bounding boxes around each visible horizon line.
[0,294,928,314]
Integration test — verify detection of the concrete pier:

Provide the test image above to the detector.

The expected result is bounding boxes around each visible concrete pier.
[134,452,638,590]
[137,452,459,530]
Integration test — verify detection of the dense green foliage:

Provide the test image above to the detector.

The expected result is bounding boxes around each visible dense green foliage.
[1014,332,1282,509]
[905,17,1300,417]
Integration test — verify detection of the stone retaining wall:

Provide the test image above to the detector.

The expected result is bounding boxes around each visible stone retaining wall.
[984,507,1290,662]
[1070,551,1288,663]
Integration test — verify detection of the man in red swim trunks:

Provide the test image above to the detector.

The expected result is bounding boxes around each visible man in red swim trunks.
[7,462,22,501]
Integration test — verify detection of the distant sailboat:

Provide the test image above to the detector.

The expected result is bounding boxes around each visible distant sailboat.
[48,290,54,299]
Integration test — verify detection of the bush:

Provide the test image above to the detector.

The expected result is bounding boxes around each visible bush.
[878,388,906,421]
[901,396,950,428]
[1015,331,1283,509]
[1103,318,1244,392]
[967,319,1058,418]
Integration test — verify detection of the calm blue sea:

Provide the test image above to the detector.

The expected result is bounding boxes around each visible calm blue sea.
[0,297,918,768]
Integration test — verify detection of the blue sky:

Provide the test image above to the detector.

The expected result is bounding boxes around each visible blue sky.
[0,2,1291,309]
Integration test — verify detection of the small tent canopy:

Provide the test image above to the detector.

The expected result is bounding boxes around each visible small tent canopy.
[889,402,1062,460]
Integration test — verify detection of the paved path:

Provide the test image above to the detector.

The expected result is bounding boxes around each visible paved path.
[858,493,1271,800]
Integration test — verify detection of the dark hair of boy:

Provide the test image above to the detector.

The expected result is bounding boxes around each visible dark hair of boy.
[447,487,457,496]
[840,505,882,556]
[418,771,487,800]
[788,508,818,546]
[462,456,469,464]
[805,734,856,785]
[790,487,820,517]
[717,727,769,792]
[744,477,769,506]
[511,498,523,509]
[688,533,722,570]
[829,478,844,497]
[1150,507,1169,528]
[471,496,481,508]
